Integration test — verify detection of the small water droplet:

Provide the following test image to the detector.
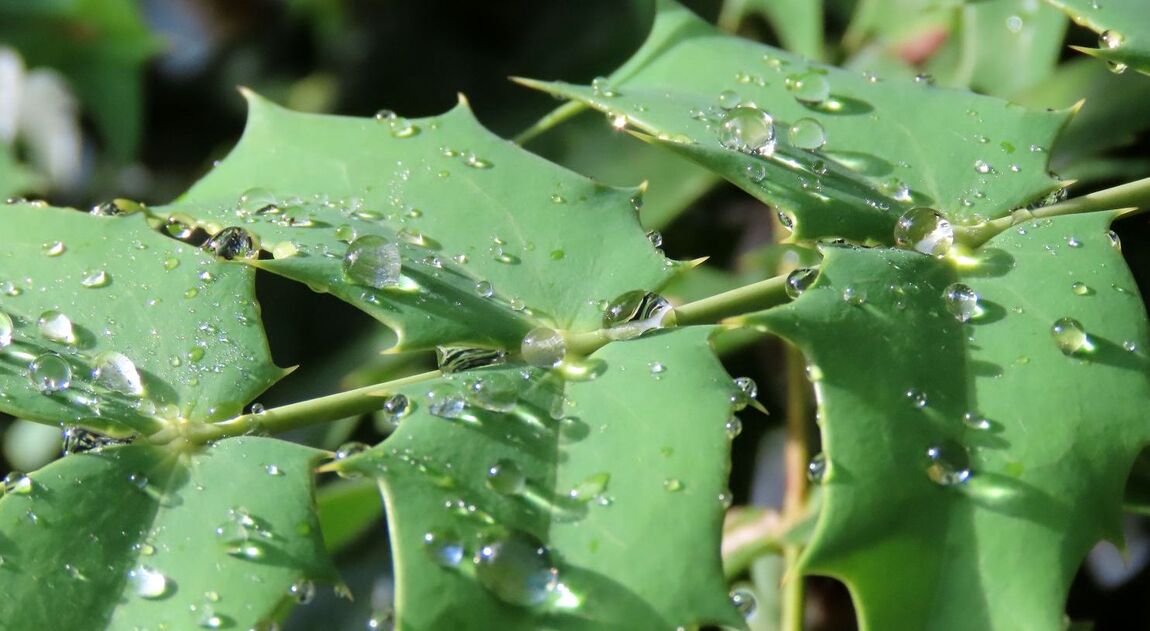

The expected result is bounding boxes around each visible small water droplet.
[926,442,971,486]
[0,311,12,348]
[787,118,826,150]
[646,230,664,248]
[807,453,827,483]
[38,310,76,344]
[423,529,465,568]
[521,327,566,368]
[649,361,666,375]
[81,269,110,288]
[1051,317,1094,356]
[591,76,618,98]
[663,478,683,492]
[601,291,673,340]
[335,442,368,462]
[724,417,743,438]
[1066,237,1082,248]
[92,351,144,396]
[962,412,992,431]
[785,268,818,298]
[289,578,316,604]
[730,586,757,619]
[785,72,830,104]
[379,393,411,429]
[467,375,519,412]
[204,227,258,260]
[486,459,526,495]
[28,352,72,393]
[1107,230,1121,250]
[894,207,953,256]
[717,89,741,109]
[343,236,402,289]
[973,160,993,174]
[427,384,467,419]
[265,464,283,476]
[3,471,32,495]
[474,531,559,607]
[943,283,980,323]
[1123,340,1138,352]
[841,285,867,306]
[1072,282,1093,296]
[42,241,65,256]
[718,106,776,156]
[130,566,172,599]
[568,472,610,503]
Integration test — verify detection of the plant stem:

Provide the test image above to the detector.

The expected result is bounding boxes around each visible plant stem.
[673,274,791,326]
[780,344,812,631]
[172,370,442,445]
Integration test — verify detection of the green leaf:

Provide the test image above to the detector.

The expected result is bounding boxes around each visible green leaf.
[1043,0,1150,75]
[0,142,33,199]
[520,0,1069,243]
[0,437,335,629]
[743,212,1150,629]
[317,477,384,553]
[842,0,957,50]
[0,204,284,435]
[164,93,676,351]
[718,0,825,60]
[0,0,160,159]
[343,328,740,630]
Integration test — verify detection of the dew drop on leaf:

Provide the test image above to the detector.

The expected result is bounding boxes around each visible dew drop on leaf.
[785,71,830,104]
[717,89,741,109]
[2,471,32,495]
[943,283,980,323]
[42,241,65,257]
[204,227,259,260]
[807,453,827,483]
[1072,282,1093,296]
[474,531,559,607]
[423,529,465,568]
[379,394,411,428]
[92,351,144,396]
[343,235,402,289]
[663,478,684,492]
[1107,230,1121,250]
[129,566,171,599]
[520,327,566,368]
[265,464,283,476]
[467,375,519,412]
[1051,317,1094,356]
[28,352,72,393]
[568,472,610,503]
[787,118,826,150]
[0,311,12,348]
[289,578,316,604]
[475,280,494,298]
[335,442,368,461]
[730,586,757,619]
[426,384,467,419]
[894,207,954,256]
[724,417,743,438]
[718,106,776,156]
[841,285,867,306]
[926,442,971,486]
[785,268,818,298]
[37,310,75,345]
[601,290,673,340]
[486,459,526,495]
[80,269,110,288]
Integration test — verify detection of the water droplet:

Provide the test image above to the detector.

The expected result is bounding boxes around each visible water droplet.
[787,118,826,150]
[1066,237,1082,248]
[423,529,465,567]
[464,153,493,169]
[28,352,72,393]
[649,361,666,375]
[379,394,411,429]
[467,375,519,412]
[963,412,992,431]
[0,311,12,348]
[265,464,283,476]
[601,291,673,340]
[38,310,76,344]
[92,351,144,396]
[520,327,566,368]
[42,241,65,257]
[3,471,32,495]
[663,478,684,492]
[943,283,980,323]
[785,268,818,298]
[343,236,402,289]
[474,531,559,607]
[436,347,506,373]
[926,442,971,486]
[1107,230,1121,250]
[1123,340,1138,352]
[204,227,258,260]
[785,72,830,104]
[591,76,618,98]
[717,89,741,109]
[486,459,526,495]
[894,207,953,256]
[335,442,368,461]
[730,586,757,619]
[289,578,316,604]
[81,269,110,288]
[1072,282,1093,296]
[427,384,467,419]
[718,106,776,157]
[130,566,171,599]
[367,609,395,630]
[1101,29,1125,50]
[568,472,610,502]
[841,285,867,306]
[973,160,993,174]
[646,230,664,248]
[1051,317,1094,356]
[724,417,743,438]
[807,453,827,483]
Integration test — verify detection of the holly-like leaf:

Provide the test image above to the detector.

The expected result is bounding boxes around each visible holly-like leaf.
[519,0,1070,243]
[341,328,742,630]
[1044,0,1150,75]
[163,93,676,351]
[0,437,335,629]
[742,212,1150,629]
[0,0,160,159]
[0,204,284,435]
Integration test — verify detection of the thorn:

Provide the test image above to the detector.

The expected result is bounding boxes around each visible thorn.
[687,256,710,269]
[1068,98,1086,116]
[455,92,470,107]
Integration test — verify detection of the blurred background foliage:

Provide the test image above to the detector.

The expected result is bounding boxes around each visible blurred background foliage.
[0,0,1148,628]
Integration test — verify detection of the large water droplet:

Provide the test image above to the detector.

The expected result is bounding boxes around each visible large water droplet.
[423,529,465,568]
[92,351,144,396]
[730,586,757,619]
[787,118,826,150]
[204,227,258,260]
[943,283,980,323]
[3,471,32,495]
[520,327,566,368]
[785,72,830,104]
[718,106,776,157]
[926,442,971,486]
[486,459,526,495]
[601,291,673,340]
[379,394,411,429]
[28,353,72,393]
[894,207,953,256]
[785,268,818,298]
[474,531,559,607]
[1051,317,1094,356]
[130,566,172,599]
[37,310,76,345]
[343,236,402,289]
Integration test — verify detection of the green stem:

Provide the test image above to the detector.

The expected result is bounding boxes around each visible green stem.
[164,370,442,445]
[673,274,791,325]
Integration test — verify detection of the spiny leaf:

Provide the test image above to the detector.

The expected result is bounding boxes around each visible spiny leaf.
[0,0,159,159]
[743,212,1150,629]
[1044,0,1150,75]
[0,204,284,435]
[342,328,741,630]
[0,437,335,630]
[519,0,1069,243]
[163,93,676,351]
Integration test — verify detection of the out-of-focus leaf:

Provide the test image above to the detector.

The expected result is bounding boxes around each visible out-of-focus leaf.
[1044,0,1150,75]
[719,0,824,60]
